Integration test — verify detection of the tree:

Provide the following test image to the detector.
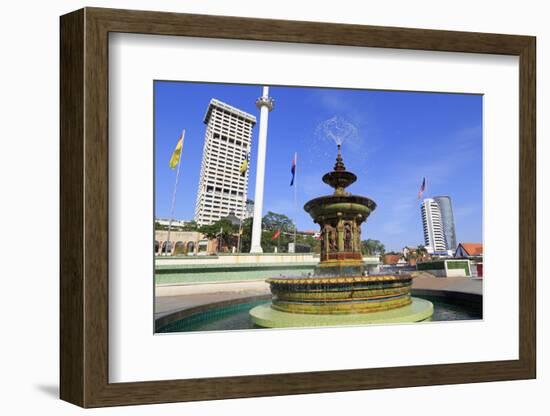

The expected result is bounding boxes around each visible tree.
[296,234,321,253]
[181,220,198,231]
[239,212,296,253]
[198,219,237,252]
[416,245,429,261]
[361,239,385,256]
[403,249,418,263]
[239,217,253,253]
[154,220,198,231]
[256,211,295,253]
[262,211,295,233]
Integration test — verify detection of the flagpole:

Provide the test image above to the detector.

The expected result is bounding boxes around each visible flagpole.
[237,208,242,253]
[237,151,249,253]
[166,129,185,255]
[293,152,298,251]
[237,190,245,253]
[426,177,428,199]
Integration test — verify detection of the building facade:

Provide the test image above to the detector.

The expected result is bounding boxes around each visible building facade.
[455,242,483,258]
[154,230,214,255]
[433,195,457,251]
[420,198,447,253]
[155,218,193,229]
[194,99,257,226]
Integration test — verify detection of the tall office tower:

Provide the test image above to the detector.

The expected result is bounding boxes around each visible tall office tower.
[420,198,447,253]
[433,195,457,251]
[194,99,257,226]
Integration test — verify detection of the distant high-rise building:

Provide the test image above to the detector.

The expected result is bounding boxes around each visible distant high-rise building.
[433,195,457,251]
[194,99,257,226]
[420,198,447,253]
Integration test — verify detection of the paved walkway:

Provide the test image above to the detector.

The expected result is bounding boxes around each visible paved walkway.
[155,280,270,320]
[411,273,483,295]
[155,274,482,321]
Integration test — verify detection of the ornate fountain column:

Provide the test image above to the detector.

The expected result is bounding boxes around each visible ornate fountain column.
[304,145,377,276]
[250,86,274,253]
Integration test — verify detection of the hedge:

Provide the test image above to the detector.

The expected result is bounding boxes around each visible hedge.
[417,261,445,271]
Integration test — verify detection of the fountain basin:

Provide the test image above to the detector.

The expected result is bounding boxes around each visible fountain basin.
[303,195,376,219]
[266,275,414,315]
[250,297,434,328]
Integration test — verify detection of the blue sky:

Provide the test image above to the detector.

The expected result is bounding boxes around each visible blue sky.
[154,81,482,252]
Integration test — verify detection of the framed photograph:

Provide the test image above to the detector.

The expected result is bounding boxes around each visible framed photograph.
[60,7,536,408]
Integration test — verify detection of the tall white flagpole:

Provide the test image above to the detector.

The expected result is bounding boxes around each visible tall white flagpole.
[293,152,298,250]
[237,166,247,253]
[250,86,274,253]
[166,129,185,255]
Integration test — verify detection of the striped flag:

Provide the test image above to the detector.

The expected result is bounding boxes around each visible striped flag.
[271,230,281,240]
[290,152,297,186]
[417,177,427,199]
[169,130,185,169]
[239,152,249,176]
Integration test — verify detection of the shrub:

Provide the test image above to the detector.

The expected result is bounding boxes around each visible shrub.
[417,261,445,271]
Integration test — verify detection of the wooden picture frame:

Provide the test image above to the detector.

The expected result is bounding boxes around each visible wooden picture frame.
[60,7,536,408]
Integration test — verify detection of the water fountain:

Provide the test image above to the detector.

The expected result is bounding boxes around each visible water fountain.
[249,142,434,328]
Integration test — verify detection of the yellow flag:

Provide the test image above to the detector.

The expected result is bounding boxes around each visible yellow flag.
[169,130,185,169]
[239,153,249,176]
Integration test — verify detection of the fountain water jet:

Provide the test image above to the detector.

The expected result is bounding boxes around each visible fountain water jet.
[249,145,433,328]
[317,116,358,146]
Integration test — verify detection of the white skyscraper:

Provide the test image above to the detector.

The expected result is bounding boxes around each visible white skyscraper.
[433,195,457,251]
[421,198,447,253]
[194,99,256,226]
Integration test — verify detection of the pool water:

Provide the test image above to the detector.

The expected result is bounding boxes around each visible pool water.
[157,296,482,333]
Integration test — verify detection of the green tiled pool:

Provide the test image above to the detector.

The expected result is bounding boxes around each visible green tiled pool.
[155,263,315,285]
[156,295,482,333]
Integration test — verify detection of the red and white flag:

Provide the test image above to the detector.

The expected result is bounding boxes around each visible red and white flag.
[417,177,427,199]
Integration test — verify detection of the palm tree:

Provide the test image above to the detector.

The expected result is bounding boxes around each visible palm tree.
[361,239,385,257]
[416,245,429,261]
[404,249,418,263]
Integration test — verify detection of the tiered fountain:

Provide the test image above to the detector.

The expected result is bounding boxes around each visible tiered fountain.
[249,145,433,328]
